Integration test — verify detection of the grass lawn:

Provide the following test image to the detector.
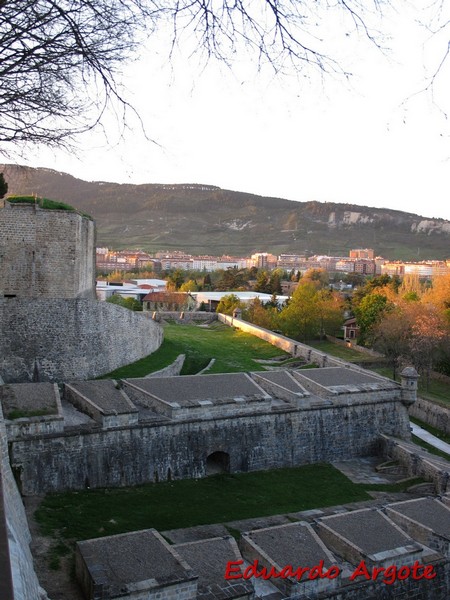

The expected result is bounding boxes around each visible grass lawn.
[306,339,384,364]
[102,322,289,379]
[415,378,450,406]
[35,463,421,545]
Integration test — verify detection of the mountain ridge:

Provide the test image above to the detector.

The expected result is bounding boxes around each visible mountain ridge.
[1,164,449,260]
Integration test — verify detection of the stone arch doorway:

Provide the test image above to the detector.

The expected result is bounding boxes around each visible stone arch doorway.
[206,451,230,475]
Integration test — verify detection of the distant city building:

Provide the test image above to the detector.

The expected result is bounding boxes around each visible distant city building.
[95,247,449,281]
[96,248,159,272]
[191,256,218,271]
[335,259,355,273]
[156,251,194,271]
[381,261,450,279]
[216,256,249,270]
[250,252,277,269]
[354,259,376,275]
[349,248,374,259]
[143,291,195,312]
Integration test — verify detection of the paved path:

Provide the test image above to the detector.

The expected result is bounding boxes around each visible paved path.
[411,422,450,455]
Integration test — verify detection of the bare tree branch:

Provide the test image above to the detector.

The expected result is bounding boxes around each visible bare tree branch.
[0,0,388,149]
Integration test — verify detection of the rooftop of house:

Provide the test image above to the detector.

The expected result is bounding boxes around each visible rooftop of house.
[142,291,192,303]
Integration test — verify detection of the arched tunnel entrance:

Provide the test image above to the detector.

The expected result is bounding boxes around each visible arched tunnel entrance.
[206,451,230,475]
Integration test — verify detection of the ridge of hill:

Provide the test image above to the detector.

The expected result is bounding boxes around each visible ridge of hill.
[1,164,449,260]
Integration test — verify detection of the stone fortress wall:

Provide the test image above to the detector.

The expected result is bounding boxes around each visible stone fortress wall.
[0,201,95,299]
[0,401,47,600]
[0,297,163,382]
[7,367,414,496]
[0,200,163,382]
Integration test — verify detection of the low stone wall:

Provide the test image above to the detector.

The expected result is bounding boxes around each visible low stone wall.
[150,311,218,324]
[409,396,450,435]
[219,314,345,367]
[381,435,450,494]
[146,355,186,378]
[0,298,163,383]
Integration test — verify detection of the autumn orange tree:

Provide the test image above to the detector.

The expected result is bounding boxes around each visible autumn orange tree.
[365,273,450,382]
[407,304,448,388]
[373,308,412,379]
[242,297,278,330]
[423,273,450,323]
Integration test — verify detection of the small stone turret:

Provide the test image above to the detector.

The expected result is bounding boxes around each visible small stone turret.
[400,366,419,406]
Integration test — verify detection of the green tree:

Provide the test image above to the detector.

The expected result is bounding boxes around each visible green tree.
[373,308,412,379]
[354,293,391,346]
[316,289,344,338]
[166,269,185,291]
[203,273,212,290]
[301,268,329,289]
[180,280,199,292]
[269,272,282,295]
[406,304,448,389]
[243,297,277,330]
[215,268,247,291]
[254,271,270,293]
[278,282,320,342]
[106,295,142,311]
[216,294,242,316]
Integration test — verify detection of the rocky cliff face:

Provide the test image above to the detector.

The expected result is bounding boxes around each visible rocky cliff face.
[326,208,450,235]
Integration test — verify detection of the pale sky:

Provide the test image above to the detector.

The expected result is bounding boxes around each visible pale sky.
[16,1,450,221]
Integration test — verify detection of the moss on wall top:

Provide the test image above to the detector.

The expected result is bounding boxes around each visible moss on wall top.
[6,195,92,219]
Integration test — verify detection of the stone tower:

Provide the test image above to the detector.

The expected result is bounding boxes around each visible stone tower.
[0,197,162,383]
[0,199,95,299]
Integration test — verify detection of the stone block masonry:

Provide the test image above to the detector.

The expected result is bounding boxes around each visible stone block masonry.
[0,404,47,599]
[381,435,450,494]
[0,201,95,299]
[409,396,450,435]
[9,390,411,495]
[0,298,163,382]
